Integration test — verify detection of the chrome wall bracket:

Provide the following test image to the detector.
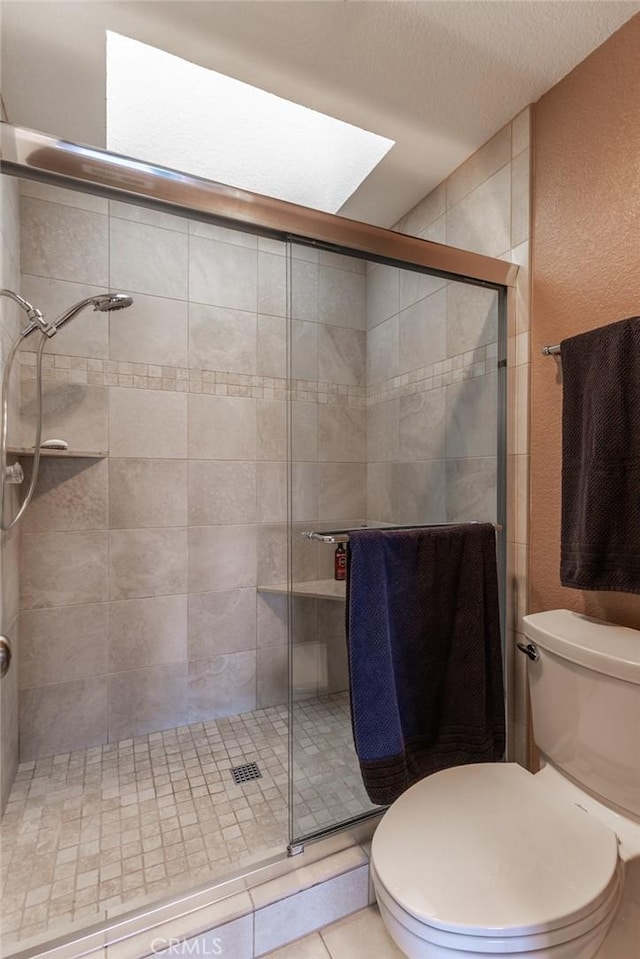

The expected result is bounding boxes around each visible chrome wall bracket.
[0,635,12,677]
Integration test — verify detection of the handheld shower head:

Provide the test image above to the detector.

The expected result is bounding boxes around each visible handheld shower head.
[51,293,133,332]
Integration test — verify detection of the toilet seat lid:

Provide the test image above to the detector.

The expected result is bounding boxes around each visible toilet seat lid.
[371,763,619,938]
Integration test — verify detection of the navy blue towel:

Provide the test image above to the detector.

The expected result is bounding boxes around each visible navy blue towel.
[346,524,505,805]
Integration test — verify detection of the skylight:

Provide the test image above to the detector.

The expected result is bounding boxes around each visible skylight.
[106,32,394,214]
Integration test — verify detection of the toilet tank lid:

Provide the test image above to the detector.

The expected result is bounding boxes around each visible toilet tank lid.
[523,610,640,685]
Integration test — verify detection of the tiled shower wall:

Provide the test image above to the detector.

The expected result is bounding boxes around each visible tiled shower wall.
[365,264,499,526]
[392,109,532,765]
[0,173,21,810]
[16,183,365,761]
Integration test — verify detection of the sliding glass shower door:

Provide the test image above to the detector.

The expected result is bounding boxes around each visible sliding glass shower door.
[288,247,504,844]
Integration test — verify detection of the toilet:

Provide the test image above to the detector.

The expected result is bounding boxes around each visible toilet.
[371,609,640,959]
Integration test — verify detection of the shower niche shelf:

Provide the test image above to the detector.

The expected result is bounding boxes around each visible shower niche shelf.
[7,447,108,459]
[258,579,346,601]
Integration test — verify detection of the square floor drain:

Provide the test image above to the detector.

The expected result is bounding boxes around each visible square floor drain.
[230,762,262,784]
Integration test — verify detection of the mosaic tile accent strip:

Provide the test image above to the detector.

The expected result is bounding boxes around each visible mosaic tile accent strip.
[0,693,372,954]
[18,343,497,408]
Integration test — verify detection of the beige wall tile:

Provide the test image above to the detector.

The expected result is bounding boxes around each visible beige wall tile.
[189,303,257,374]
[109,528,188,600]
[291,259,319,322]
[367,316,398,383]
[257,646,288,708]
[257,400,287,461]
[20,381,108,452]
[399,389,447,462]
[292,402,318,462]
[447,282,498,357]
[189,235,257,312]
[188,525,257,592]
[108,663,187,740]
[20,530,108,609]
[399,267,446,312]
[318,407,366,462]
[446,457,497,523]
[21,457,108,533]
[257,593,288,648]
[108,595,187,671]
[366,265,399,330]
[109,200,188,233]
[20,678,108,760]
[292,462,318,523]
[292,320,319,380]
[109,459,187,528]
[398,287,447,374]
[446,125,511,209]
[20,603,108,687]
[367,399,399,463]
[187,651,257,722]
[367,462,394,524]
[257,524,288,586]
[21,197,108,285]
[394,182,446,238]
[392,461,446,524]
[319,250,366,274]
[188,460,257,525]
[110,388,187,459]
[188,394,256,461]
[317,326,365,386]
[318,267,366,330]
[317,463,366,522]
[19,275,109,358]
[189,219,258,248]
[109,292,188,367]
[257,462,287,524]
[257,314,286,379]
[446,164,511,258]
[110,218,188,300]
[258,251,287,318]
[188,588,257,658]
[446,373,499,458]
[20,178,108,214]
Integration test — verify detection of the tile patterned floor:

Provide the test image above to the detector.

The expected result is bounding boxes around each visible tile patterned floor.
[0,693,374,954]
[262,906,405,959]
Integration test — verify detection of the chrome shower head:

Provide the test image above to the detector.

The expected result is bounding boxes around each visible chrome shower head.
[92,294,134,313]
[50,293,133,332]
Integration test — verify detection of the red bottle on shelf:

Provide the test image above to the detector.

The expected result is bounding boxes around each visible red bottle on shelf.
[334,543,347,581]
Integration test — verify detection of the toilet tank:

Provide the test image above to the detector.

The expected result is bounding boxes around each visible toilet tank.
[522,609,640,819]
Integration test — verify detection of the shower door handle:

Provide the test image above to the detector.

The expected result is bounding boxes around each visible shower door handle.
[0,635,12,678]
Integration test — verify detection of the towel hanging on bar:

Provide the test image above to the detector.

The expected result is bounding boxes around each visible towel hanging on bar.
[302,522,502,544]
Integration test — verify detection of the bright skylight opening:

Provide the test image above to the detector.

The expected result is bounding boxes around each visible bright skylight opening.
[106,32,394,214]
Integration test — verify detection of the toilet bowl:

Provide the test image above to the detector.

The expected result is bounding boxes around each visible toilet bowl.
[371,610,640,959]
[371,763,623,958]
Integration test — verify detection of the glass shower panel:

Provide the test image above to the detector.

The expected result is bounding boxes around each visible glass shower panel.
[289,251,502,843]
[0,183,290,954]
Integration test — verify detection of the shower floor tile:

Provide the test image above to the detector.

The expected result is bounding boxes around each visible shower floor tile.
[0,692,373,954]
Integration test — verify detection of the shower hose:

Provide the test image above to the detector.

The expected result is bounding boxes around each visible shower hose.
[0,328,47,531]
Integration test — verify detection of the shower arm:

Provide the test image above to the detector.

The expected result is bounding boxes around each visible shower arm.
[0,288,54,337]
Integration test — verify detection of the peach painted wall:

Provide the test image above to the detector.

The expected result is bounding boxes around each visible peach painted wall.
[531,13,640,624]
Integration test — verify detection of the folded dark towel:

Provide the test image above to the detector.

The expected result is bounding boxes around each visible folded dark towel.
[346,524,504,806]
[561,316,640,592]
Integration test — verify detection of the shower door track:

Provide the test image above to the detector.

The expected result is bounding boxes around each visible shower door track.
[1,124,517,289]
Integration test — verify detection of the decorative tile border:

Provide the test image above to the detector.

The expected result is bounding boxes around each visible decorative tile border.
[18,342,497,408]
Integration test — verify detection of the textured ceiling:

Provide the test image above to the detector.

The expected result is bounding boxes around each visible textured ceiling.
[2,1,639,226]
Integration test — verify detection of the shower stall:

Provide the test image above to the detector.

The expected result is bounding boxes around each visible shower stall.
[0,124,514,958]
